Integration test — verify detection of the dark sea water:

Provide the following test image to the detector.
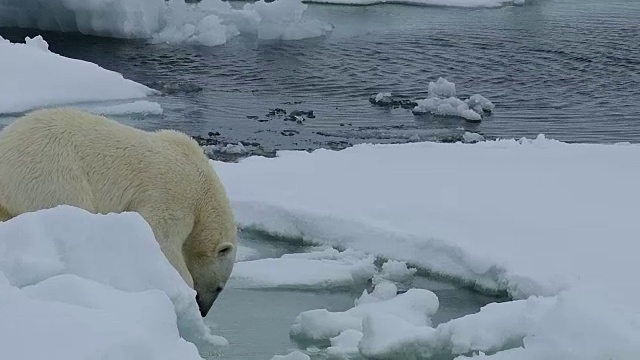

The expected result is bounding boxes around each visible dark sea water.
[2,0,639,158]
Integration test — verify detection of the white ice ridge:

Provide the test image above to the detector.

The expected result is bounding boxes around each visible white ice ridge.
[0,35,156,115]
[302,0,524,7]
[0,206,227,359]
[0,0,333,46]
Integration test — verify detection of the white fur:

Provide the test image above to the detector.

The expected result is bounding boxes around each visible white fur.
[0,108,237,316]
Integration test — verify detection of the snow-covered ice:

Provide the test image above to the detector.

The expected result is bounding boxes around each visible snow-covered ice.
[0,35,156,115]
[290,281,439,344]
[231,247,377,290]
[230,247,416,290]
[302,0,524,7]
[0,206,227,359]
[84,100,164,116]
[0,0,332,47]
[215,135,640,358]
[412,77,494,122]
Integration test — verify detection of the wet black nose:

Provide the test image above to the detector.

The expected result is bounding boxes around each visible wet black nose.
[195,288,224,317]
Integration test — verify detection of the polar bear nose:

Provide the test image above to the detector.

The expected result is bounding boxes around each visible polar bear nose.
[195,287,225,317]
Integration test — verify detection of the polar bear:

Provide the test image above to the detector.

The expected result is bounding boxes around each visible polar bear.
[0,108,237,317]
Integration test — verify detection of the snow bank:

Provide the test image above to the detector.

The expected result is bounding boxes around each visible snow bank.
[0,35,156,115]
[302,0,524,7]
[215,135,640,358]
[0,0,332,46]
[0,206,227,359]
[412,77,494,122]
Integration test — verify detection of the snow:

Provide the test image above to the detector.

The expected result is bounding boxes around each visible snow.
[412,77,493,122]
[214,135,640,358]
[84,100,164,116]
[0,0,332,47]
[302,0,524,7]
[0,205,227,359]
[0,35,156,115]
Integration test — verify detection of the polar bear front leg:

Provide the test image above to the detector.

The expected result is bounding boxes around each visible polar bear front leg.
[137,207,196,288]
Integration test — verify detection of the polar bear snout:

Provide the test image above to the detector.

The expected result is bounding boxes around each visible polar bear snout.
[196,286,223,317]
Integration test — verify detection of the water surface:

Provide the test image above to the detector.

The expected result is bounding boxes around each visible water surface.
[1,0,638,154]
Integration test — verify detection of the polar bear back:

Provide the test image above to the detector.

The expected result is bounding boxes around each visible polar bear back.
[0,108,207,217]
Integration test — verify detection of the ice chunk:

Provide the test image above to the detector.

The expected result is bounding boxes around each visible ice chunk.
[374,259,417,283]
[290,288,438,341]
[354,280,399,306]
[84,100,164,116]
[428,77,456,98]
[271,350,311,360]
[463,131,485,143]
[413,96,483,121]
[230,247,376,289]
[0,35,156,114]
[410,77,493,121]
[327,329,364,358]
[466,94,495,112]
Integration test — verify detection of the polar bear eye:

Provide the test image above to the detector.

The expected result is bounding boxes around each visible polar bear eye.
[217,245,233,256]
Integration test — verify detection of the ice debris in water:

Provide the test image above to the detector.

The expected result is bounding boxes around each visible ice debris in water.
[428,77,456,98]
[463,131,485,143]
[370,78,494,121]
[413,77,494,122]
[270,350,311,360]
[203,142,248,157]
[289,282,439,342]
